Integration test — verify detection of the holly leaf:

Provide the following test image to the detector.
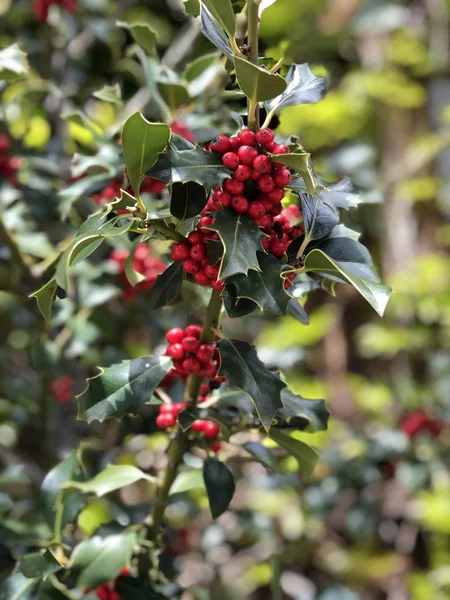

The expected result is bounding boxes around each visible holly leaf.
[200,5,234,61]
[287,299,309,324]
[319,177,360,211]
[265,63,327,115]
[224,287,258,318]
[147,143,230,189]
[234,55,287,102]
[200,0,236,37]
[18,550,62,581]
[30,279,58,322]
[301,193,339,242]
[226,254,290,315]
[170,182,208,220]
[77,356,172,423]
[203,458,235,519]
[0,43,29,81]
[205,210,265,278]
[276,389,328,432]
[116,577,171,599]
[304,249,392,316]
[122,112,171,195]
[158,81,190,111]
[269,152,315,195]
[117,20,158,57]
[217,338,285,431]
[244,442,278,471]
[63,465,156,497]
[93,83,123,106]
[268,429,319,478]
[150,262,184,309]
[41,451,85,532]
[170,469,204,495]
[69,532,136,589]
[0,573,38,600]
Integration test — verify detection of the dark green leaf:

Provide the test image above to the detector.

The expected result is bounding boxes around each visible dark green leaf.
[265,63,327,115]
[268,429,319,477]
[116,576,170,599]
[171,182,208,220]
[117,20,158,57]
[41,452,85,532]
[217,338,285,431]
[69,532,136,588]
[224,286,258,318]
[203,458,235,519]
[318,177,360,211]
[313,236,373,273]
[205,210,265,278]
[63,465,156,496]
[200,5,234,61]
[244,442,278,471]
[177,409,198,431]
[147,144,230,189]
[301,193,339,242]
[77,355,172,422]
[30,279,58,322]
[122,112,170,195]
[201,0,236,37]
[226,254,290,315]
[276,389,329,432]
[0,44,29,81]
[93,84,123,106]
[304,249,392,316]
[234,56,287,102]
[270,556,282,600]
[150,262,184,309]
[0,573,38,600]
[18,550,62,580]
[287,299,309,324]
[184,0,200,16]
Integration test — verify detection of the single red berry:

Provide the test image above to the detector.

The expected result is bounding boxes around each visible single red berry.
[238,129,257,146]
[194,269,211,286]
[256,128,274,145]
[171,242,191,261]
[247,201,266,220]
[267,187,285,203]
[222,152,240,169]
[183,357,201,374]
[192,420,205,433]
[182,336,199,353]
[210,279,225,292]
[262,237,270,251]
[257,174,275,193]
[210,135,231,154]
[250,169,262,180]
[203,421,220,440]
[265,141,277,152]
[270,239,287,258]
[270,202,283,216]
[229,136,241,152]
[210,442,222,453]
[166,328,185,344]
[213,190,231,207]
[231,195,249,213]
[183,258,201,274]
[205,264,220,279]
[287,272,297,281]
[199,215,215,232]
[185,324,202,338]
[215,375,227,384]
[190,243,207,261]
[253,154,272,173]
[196,344,215,363]
[160,403,176,414]
[235,164,252,181]
[187,231,204,245]
[169,343,185,360]
[284,279,292,290]
[273,144,290,155]
[237,145,258,166]
[224,178,244,195]
[156,413,176,428]
[273,168,292,188]
[261,198,273,212]
[255,214,272,228]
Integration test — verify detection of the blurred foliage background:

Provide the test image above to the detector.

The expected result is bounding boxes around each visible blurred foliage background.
[1,0,450,599]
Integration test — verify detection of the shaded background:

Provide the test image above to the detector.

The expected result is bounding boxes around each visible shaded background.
[1,0,449,599]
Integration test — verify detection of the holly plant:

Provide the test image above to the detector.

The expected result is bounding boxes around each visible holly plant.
[2,0,392,598]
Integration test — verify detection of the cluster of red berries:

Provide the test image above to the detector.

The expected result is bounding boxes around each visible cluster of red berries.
[49,376,74,403]
[0,135,21,186]
[170,224,225,291]
[84,568,128,600]
[400,409,446,439]
[156,403,221,447]
[92,177,166,208]
[32,0,76,22]
[163,326,223,380]
[110,244,165,300]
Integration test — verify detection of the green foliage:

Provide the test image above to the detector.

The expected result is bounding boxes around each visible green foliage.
[234,56,287,102]
[203,458,235,518]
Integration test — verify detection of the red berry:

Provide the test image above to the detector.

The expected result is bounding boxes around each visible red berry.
[185,324,202,338]
[169,343,185,360]
[257,175,275,193]
[256,129,274,145]
[214,190,231,207]
[262,237,270,251]
[166,328,185,344]
[183,357,201,374]
[273,144,290,155]
[187,231,204,245]
[255,214,272,228]
[0,135,11,153]
[194,269,211,286]
[196,344,215,363]
[205,264,220,279]
[238,129,257,146]
[265,141,277,152]
[270,202,283,216]
[210,442,222,453]
[200,383,210,396]
[203,421,220,440]
[250,169,262,180]
[237,145,258,166]
[192,420,205,433]
[222,152,240,169]
[267,187,285,203]
[224,178,244,195]
[210,135,231,154]
[210,279,225,292]
[156,413,176,428]
[160,404,176,414]
[229,136,241,152]
[215,375,227,384]
[270,239,287,258]
[247,201,266,220]
[182,336,199,353]
[190,243,207,261]
[273,168,291,188]
[183,258,201,274]
[235,164,252,181]
[253,154,272,173]
[261,198,273,212]
[199,215,215,232]
[231,195,249,213]
[171,242,191,261]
